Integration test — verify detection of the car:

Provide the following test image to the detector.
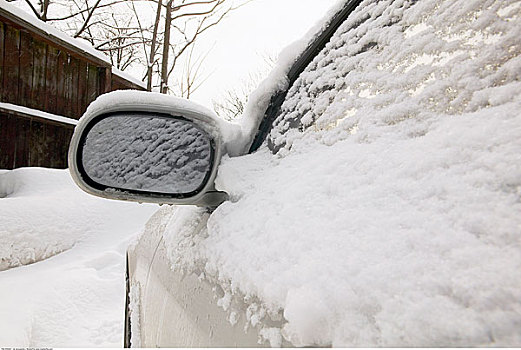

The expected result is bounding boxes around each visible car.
[68,0,521,347]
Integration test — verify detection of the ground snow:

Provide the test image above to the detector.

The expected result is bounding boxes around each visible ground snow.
[0,168,156,346]
[163,0,521,346]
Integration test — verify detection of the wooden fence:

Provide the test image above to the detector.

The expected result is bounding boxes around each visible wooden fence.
[0,4,145,169]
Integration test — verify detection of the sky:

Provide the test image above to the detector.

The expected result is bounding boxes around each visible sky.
[187,0,339,109]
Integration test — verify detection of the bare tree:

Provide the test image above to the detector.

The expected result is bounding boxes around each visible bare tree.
[213,52,276,120]
[94,14,143,70]
[175,44,212,99]
[158,0,237,94]
[144,0,163,91]
[9,0,250,98]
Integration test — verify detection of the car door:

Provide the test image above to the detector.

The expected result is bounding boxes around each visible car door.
[128,0,521,346]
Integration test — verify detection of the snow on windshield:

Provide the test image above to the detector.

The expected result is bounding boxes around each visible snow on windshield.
[82,114,212,194]
[161,0,521,346]
[269,0,521,155]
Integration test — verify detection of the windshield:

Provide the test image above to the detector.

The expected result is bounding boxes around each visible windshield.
[268,0,520,156]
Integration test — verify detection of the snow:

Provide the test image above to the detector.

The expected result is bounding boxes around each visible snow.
[79,89,242,161]
[220,0,354,156]
[82,114,212,194]
[0,102,78,126]
[160,0,521,346]
[2,0,520,346]
[0,0,110,65]
[83,90,217,124]
[0,168,156,346]
[269,0,521,155]
[112,67,147,90]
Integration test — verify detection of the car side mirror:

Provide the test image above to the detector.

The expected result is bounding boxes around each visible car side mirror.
[69,91,228,207]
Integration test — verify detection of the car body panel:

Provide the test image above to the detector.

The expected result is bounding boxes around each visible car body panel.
[128,207,286,347]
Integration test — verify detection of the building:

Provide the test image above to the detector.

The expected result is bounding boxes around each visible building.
[0,2,146,169]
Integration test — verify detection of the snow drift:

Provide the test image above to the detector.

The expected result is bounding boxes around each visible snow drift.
[0,168,156,346]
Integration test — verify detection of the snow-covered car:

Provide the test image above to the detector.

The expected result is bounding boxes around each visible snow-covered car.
[69,0,521,347]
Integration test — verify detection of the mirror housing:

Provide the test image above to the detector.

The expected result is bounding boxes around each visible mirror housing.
[69,91,228,207]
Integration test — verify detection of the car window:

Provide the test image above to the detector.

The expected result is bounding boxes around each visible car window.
[267,0,520,155]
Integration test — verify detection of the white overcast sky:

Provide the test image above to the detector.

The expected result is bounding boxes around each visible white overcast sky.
[188,0,339,109]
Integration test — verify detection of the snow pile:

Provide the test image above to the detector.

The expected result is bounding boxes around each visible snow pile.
[0,169,79,270]
[0,168,156,346]
[212,102,521,346]
[163,0,521,346]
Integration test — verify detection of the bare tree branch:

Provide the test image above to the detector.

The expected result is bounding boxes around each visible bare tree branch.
[73,0,102,38]
[22,0,43,20]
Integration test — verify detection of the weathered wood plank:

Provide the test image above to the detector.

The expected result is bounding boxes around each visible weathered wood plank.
[0,113,15,169]
[26,118,34,165]
[0,23,5,102]
[31,39,47,109]
[86,63,99,105]
[28,118,41,166]
[44,45,59,114]
[44,123,71,169]
[63,54,73,117]
[77,60,88,116]
[69,56,79,118]
[13,115,30,168]
[43,122,55,168]
[58,126,73,168]
[39,123,52,167]
[56,50,66,117]
[18,30,34,108]
[3,25,20,105]
[99,67,111,94]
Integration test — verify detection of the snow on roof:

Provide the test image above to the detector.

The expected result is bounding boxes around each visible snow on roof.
[160,0,521,346]
[112,67,147,90]
[0,102,78,126]
[0,1,148,98]
[0,0,110,65]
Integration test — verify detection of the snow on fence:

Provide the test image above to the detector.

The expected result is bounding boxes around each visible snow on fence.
[0,2,145,169]
[0,103,75,168]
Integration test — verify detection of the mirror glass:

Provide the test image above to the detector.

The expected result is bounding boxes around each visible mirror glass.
[80,113,213,195]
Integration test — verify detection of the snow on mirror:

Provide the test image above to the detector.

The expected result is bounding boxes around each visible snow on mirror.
[80,113,213,195]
